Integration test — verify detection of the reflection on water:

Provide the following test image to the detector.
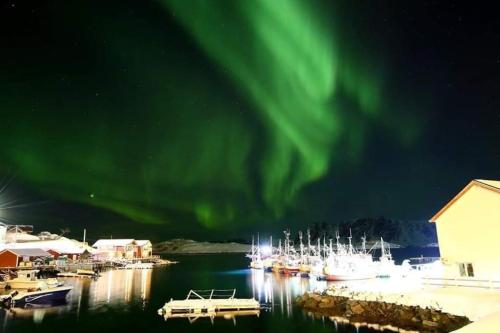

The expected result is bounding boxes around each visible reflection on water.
[85,269,151,309]
[1,269,152,326]
[249,270,329,318]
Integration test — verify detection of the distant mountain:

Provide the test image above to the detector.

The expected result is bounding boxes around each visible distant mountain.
[154,239,250,254]
[306,217,437,247]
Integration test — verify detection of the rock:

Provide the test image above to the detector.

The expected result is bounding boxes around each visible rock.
[318,301,334,309]
[422,320,440,328]
[349,302,365,315]
[304,298,318,308]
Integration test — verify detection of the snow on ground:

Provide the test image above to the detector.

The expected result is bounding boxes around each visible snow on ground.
[322,276,500,332]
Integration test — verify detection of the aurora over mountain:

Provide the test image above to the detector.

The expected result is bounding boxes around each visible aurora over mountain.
[0,1,498,240]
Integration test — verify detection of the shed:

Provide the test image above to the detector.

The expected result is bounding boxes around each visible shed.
[0,248,51,268]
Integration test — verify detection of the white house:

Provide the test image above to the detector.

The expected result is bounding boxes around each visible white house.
[92,239,137,259]
[430,179,500,280]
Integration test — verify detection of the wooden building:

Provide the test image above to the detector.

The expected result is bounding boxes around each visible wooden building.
[135,240,153,258]
[93,239,136,259]
[93,239,153,259]
[0,248,51,268]
[430,179,500,279]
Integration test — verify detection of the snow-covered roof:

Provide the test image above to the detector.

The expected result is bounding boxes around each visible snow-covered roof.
[4,237,96,254]
[5,232,40,242]
[92,239,135,247]
[0,248,51,257]
[135,240,151,246]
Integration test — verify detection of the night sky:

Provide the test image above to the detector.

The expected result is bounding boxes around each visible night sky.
[1,1,499,242]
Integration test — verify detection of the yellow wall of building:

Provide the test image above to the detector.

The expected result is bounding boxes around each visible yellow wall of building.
[435,184,500,279]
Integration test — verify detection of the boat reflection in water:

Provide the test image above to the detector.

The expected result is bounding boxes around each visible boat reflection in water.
[249,268,328,318]
[1,269,152,325]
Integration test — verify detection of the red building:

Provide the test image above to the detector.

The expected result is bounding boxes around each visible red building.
[0,248,51,268]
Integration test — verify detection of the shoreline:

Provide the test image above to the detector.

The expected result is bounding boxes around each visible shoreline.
[295,277,500,332]
[296,291,470,332]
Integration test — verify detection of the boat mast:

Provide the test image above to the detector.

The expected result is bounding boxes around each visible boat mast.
[307,229,311,257]
[348,229,353,255]
[299,231,304,259]
[335,231,341,253]
[251,235,255,258]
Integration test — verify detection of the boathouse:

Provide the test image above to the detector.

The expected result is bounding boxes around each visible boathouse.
[92,239,153,259]
[430,179,500,280]
[0,248,51,268]
[93,239,137,259]
[135,240,152,258]
[3,237,96,260]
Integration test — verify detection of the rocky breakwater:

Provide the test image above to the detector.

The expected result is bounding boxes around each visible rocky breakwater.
[296,291,470,333]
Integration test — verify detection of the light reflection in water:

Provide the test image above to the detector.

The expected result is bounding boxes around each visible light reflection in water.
[249,270,329,317]
[0,269,152,325]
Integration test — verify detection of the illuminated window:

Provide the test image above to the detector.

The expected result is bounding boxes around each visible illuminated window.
[466,263,474,277]
[458,263,474,277]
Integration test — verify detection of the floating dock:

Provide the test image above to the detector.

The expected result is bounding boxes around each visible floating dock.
[158,289,260,318]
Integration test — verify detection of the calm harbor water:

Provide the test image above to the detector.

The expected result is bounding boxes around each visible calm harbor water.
[0,248,438,333]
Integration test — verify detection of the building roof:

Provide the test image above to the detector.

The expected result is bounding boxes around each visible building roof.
[430,179,500,222]
[3,237,96,254]
[0,248,51,257]
[92,239,135,247]
[135,240,151,246]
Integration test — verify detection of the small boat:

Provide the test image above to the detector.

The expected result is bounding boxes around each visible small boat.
[0,286,73,307]
[6,270,63,290]
[76,269,98,276]
[118,262,154,269]
[158,289,260,319]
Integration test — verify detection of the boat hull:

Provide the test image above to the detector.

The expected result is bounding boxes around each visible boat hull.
[12,287,73,306]
[283,267,300,275]
[324,273,375,281]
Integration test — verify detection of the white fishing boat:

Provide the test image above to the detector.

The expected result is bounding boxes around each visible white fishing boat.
[324,233,376,281]
[157,289,260,319]
[248,235,264,269]
[375,238,397,278]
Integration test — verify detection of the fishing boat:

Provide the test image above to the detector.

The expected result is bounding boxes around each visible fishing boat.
[157,289,260,319]
[5,270,63,290]
[375,238,397,278]
[248,235,264,269]
[0,286,73,307]
[324,234,376,281]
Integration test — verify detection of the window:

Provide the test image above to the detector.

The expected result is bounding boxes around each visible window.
[466,263,474,277]
[458,263,466,277]
[458,262,474,277]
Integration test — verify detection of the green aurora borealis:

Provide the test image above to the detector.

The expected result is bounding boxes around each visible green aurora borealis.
[1,0,498,237]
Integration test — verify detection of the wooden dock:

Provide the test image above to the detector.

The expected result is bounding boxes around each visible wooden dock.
[158,289,260,318]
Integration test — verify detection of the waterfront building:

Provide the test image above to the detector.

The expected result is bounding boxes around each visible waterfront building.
[135,240,153,258]
[92,239,153,259]
[93,239,136,259]
[430,179,500,280]
[0,248,51,268]
[2,237,96,260]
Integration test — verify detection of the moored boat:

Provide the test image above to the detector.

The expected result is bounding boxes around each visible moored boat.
[5,270,63,290]
[0,286,73,307]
